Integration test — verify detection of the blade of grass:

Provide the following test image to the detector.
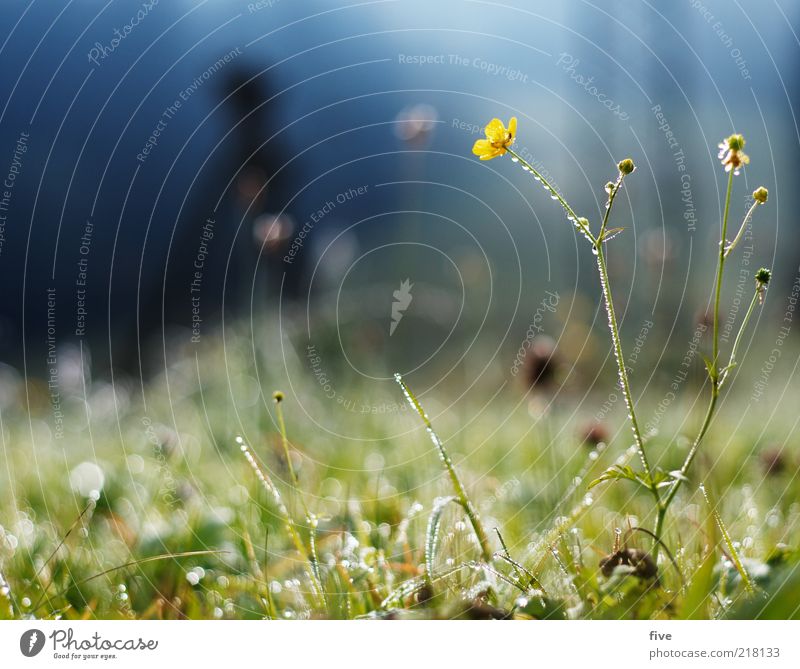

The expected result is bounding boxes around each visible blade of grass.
[30,550,227,616]
[425,496,458,585]
[395,373,492,563]
[700,484,754,593]
[237,436,325,607]
[29,500,96,613]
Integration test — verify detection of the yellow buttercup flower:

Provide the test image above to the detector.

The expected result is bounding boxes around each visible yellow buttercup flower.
[472,117,517,160]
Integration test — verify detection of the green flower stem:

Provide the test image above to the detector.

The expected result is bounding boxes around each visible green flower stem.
[595,171,659,512]
[506,148,591,241]
[599,175,623,241]
[506,148,659,525]
[395,374,493,563]
[594,241,657,500]
[724,200,759,259]
[719,287,760,388]
[654,390,718,547]
[713,170,735,366]
[653,168,736,558]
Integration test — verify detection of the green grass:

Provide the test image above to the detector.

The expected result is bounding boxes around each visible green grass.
[1,320,798,620]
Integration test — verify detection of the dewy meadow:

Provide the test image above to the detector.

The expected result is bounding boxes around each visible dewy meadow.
[2,118,798,623]
[1,2,800,633]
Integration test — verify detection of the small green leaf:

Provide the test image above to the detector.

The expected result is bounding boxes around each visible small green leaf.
[600,227,625,242]
[588,465,668,494]
[701,354,717,381]
[588,464,638,490]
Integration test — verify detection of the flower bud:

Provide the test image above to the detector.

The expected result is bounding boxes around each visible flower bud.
[726,134,745,151]
[756,268,771,304]
[618,158,635,175]
[753,187,768,204]
[273,390,285,402]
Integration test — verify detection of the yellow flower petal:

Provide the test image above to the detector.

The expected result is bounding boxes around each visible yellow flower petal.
[484,118,507,143]
[508,116,517,137]
[472,139,493,156]
[480,148,504,160]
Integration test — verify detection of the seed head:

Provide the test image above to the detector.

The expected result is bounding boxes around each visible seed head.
[756,268,771,305]
[755,268,771,286]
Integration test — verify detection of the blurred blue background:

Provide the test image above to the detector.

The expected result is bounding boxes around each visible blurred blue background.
[0,0,797,396]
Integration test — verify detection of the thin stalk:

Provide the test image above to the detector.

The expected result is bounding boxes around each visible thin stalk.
[713,170,735,366]
[654,169,736,558]
[700,484,754,593]
[29,500,95,612]
[724,200,759,259]
[274,397,325,603]
[719,287,760,388]
[395,374,493,563]
[595,244,657,497]
[494,527,525,585]
[274,395,311,523]
[599,175,623,241]
[593,170,657,505]
[506,148,652,494]
[507,149,659,539]
[656,391,718,531]
[30,550,226,616]
[237,436,325,607]
[506,148,591,240]
[658,287,762,536]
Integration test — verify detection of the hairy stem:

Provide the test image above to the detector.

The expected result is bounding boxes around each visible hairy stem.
[720,287,760,388]
[507,150,660,542]
[599,175,623,241]
[595,244,657,497]
[594,173,658,511]
[713,170,735,366]
[506,148,591,240]
[395,374,493,563]
[655,389,718,541]
[724,199,759,259]
[654,169,735,555]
